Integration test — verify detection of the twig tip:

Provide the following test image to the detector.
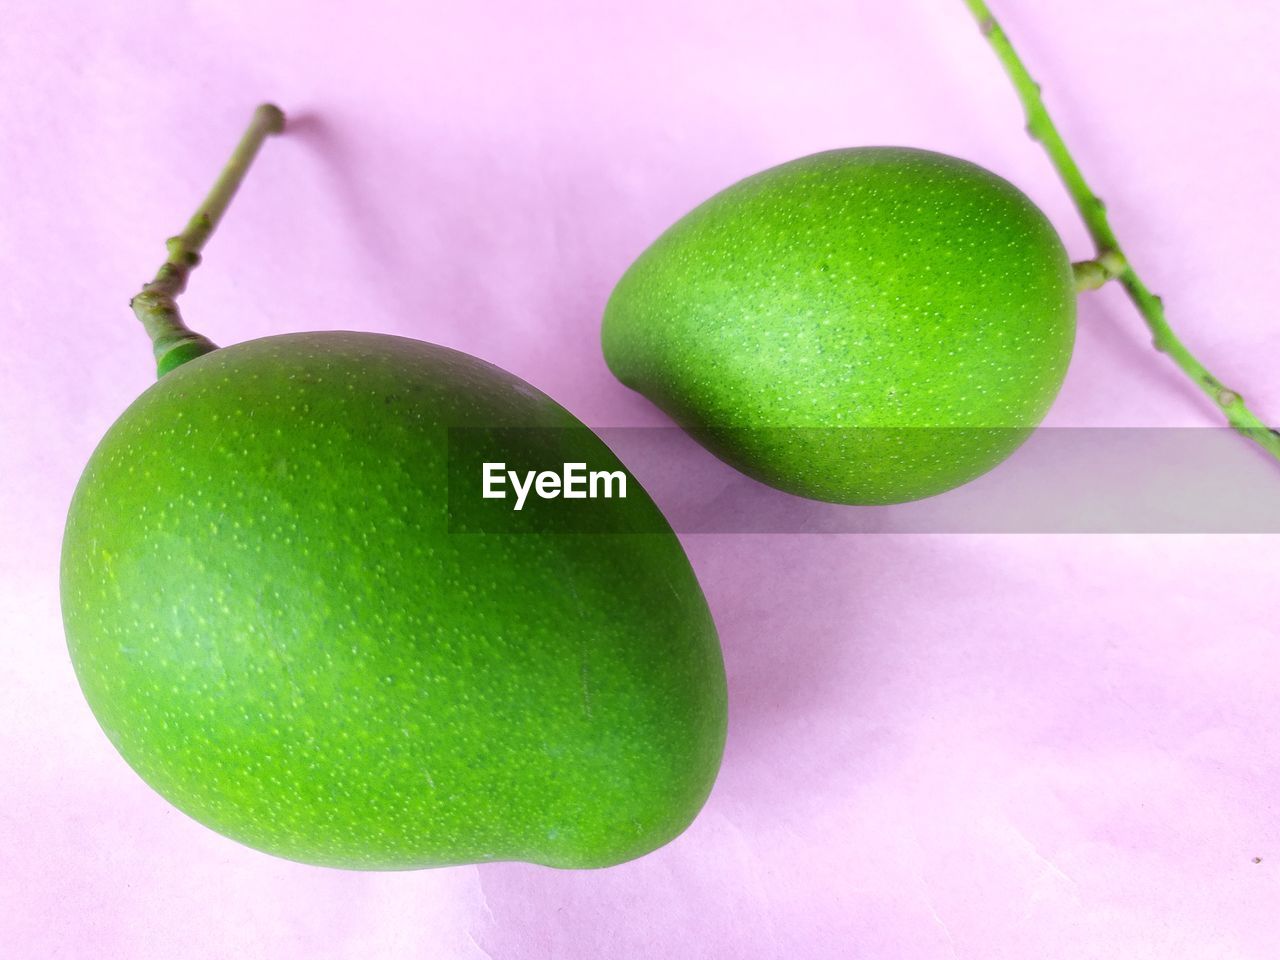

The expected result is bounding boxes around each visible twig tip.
[256,103,286,134]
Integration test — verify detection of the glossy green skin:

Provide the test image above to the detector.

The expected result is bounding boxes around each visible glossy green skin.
[62,332,726,869]
[603,147,1077,504]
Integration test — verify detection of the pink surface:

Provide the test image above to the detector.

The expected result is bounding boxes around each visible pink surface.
[2,1,1278,956]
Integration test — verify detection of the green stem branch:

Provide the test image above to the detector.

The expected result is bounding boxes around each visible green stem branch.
[964,0,1280,462]
[131,104,285,378]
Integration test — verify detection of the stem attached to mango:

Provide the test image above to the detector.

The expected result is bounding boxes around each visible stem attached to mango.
[1071,252,1126,294]
[964,0,1280,462]
[131,104,286,378]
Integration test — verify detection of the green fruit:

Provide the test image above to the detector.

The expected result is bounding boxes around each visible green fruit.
[62,332,727,869]
[603,147,1076,504]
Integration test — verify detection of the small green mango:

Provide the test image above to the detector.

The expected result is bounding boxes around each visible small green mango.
[603,147,1076,504]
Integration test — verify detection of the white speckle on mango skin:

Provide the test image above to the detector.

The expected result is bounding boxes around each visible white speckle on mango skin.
[602,147,1077,505]
[60,332,727,870]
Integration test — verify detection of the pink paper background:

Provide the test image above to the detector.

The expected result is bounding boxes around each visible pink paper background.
[2,1,1278,956]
